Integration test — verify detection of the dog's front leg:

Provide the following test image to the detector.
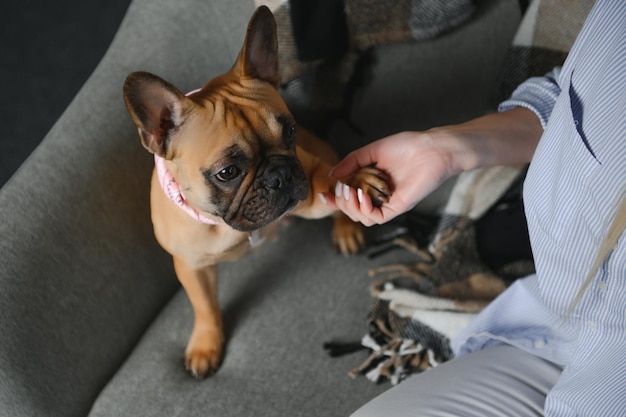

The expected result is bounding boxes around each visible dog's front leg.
[173,256,223,379]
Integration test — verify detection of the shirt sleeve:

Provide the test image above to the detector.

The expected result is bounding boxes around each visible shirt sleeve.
[498,67,562,129]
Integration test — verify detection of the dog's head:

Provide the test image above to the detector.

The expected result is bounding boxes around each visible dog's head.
[123,6,308,231]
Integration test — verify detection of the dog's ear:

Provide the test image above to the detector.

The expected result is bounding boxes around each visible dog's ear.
[237,5,280,88]
[123,71,189,157]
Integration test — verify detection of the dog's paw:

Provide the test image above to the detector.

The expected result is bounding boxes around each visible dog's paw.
[343,166,392,208]
[185,328,223,379]
[332,212,365,255]
[185,348,221,380]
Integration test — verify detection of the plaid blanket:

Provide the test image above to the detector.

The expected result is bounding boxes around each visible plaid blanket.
[325,165,534,384]
[323,0,594,385]
[257,0,476,134]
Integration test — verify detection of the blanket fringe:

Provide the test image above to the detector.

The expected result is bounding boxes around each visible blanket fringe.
[347,334,436,384]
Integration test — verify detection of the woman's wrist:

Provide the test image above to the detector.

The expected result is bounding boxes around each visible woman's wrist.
[423,126,480,175]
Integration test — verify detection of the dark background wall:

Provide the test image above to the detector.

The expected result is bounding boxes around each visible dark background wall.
[0,0,131,186]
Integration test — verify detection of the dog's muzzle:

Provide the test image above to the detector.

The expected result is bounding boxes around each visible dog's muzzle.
[229,156,308,231]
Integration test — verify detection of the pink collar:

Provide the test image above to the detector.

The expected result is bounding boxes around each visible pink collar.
[154,154,220,225]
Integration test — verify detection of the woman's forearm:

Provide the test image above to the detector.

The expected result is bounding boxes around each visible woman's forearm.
[428,107,544,174]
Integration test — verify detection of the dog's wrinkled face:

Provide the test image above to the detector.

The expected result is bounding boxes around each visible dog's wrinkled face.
[172,81,308,231]
[123,7,308,231]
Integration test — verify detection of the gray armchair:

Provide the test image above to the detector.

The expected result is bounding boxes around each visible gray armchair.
[0,1,520,416]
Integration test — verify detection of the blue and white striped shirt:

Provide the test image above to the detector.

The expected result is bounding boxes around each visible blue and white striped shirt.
[452,2,625,415]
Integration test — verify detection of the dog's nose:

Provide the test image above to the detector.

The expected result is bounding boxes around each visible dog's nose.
[264,165,291,190]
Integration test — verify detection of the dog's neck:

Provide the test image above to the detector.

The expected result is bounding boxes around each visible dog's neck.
[153,155,267,247]
[154,154,221,226]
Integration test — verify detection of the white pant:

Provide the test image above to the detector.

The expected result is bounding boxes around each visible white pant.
[350,344,563,417]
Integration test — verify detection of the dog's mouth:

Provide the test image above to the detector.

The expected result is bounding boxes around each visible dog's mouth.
[229,193,303,232]
[224,156,308,232]
[282,197,300,215]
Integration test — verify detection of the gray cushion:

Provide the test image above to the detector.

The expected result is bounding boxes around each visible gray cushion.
[88,218,410,417]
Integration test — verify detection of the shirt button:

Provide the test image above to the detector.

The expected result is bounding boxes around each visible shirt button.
[534,339,546,348]
[598,281,607,291]
[586,320,597,329]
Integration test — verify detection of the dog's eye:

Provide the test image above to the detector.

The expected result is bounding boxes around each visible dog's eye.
[216,166,241,182]
[285,123,296,148]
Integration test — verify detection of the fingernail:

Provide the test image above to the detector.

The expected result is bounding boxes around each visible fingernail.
[357,188,364,204]
[335,182,343,198]
[318,192,327,204]
[343,184,350,200]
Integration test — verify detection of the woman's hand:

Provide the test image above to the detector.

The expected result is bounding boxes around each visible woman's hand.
[321,108,543,226]
[322,130,458,225]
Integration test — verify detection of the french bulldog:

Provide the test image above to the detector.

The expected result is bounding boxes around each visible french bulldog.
[123,5,390,379]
